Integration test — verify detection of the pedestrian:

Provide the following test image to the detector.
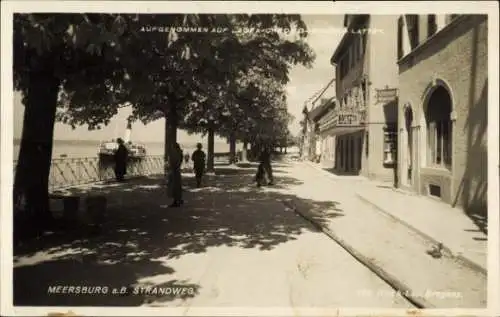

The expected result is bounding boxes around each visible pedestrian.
[169,143,184,207]
[114,138,128,182]
[191,143,206,188]
[256,144,274,187]
[261,144,274,185]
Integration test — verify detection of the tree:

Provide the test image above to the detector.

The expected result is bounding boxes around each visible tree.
[178,15,316,165]
[13,13,136,229]
[13,13,315,231]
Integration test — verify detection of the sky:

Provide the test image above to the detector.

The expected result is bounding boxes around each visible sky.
[13,14,345,143]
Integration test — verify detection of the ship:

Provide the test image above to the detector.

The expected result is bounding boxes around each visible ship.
[98,120,147,160]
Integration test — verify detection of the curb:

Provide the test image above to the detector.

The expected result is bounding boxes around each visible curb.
[280,199,432,309]
[355,193,487,276]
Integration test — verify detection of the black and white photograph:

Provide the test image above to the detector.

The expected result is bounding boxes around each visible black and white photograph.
[1,1,498,316]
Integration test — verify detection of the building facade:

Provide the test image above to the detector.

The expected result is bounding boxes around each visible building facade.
[326,14,399,181]
[300,79,336,162]
[396,14,487,217]
[309,98,336,165]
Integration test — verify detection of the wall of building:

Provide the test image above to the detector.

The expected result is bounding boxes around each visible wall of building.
[397,15,488,218]
[320,134,336,169]
[364,15,399,182]
[335,34,367,99]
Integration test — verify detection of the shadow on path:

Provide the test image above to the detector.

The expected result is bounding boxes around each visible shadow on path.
[13,161,341,307]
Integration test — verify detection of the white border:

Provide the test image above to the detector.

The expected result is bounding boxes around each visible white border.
[1,1,499,316]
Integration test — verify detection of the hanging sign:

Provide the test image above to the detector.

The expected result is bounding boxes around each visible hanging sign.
[376,88,398,104]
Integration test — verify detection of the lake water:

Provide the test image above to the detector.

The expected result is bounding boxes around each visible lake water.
[13,139,239,161]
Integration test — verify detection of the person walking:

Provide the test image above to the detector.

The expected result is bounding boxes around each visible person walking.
[262,144,274,185]
[169,143,184,207]
[184,152,190,169]
[256,144,274,187]
[191,143,206,188]
[114,138,129,182]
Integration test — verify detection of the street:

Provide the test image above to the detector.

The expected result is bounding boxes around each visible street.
[13,160,414,308]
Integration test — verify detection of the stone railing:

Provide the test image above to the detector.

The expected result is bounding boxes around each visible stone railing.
[13,155,165,191]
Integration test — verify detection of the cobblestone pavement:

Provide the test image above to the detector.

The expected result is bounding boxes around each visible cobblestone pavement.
[13,164,413,309]
[265,161,487,308]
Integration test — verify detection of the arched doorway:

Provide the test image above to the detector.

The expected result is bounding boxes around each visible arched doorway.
[424,86,452,170]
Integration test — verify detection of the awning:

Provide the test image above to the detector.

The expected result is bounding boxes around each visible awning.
[321,125,366,136]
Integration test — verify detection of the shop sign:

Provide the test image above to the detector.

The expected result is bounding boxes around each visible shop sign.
[333,111,360,126]
[376,88,398,104]
[319,110,362,131]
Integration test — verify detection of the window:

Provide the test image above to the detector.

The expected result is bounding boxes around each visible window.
[358,34,364,59]
[427,15,437,38]
[362,32,367,56]
[338,59,344,79]
[397,17,404,60]
[339,53,349,79]
[406,15,420,49]
[353,40,358,62]
[349,138,354,170]
[383,126,397,166]
[365,132,369,157]
[426,86,452,169]
[340,139,344,167]
[350,44,356,67]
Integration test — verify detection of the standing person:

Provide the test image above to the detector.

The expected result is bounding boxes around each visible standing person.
[261,144,274,186]
[114,138,129,182]
[169,143,184,207]
[256,144,274,187]
[191,143,206,188]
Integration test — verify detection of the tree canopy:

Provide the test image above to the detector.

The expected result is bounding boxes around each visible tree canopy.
[13,13,315,231]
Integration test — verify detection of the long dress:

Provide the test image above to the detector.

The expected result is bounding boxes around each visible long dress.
[114,144,128,180]
[169,148,183,200]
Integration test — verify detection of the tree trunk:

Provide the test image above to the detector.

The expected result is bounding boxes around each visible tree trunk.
[284,147,287,154]
[229,132,237,164]
[241,140,249,162]
[206,125,215,173]
[14,70,60,232]
[163,116,169,177]
[165,105,178,193]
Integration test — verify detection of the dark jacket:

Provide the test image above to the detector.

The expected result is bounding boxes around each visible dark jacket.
[191,149,206,171]
[171,147,183,170]
[259,148,271,164]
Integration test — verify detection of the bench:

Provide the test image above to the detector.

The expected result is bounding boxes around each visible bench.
[49,194,80,224]
[49,193,107,228]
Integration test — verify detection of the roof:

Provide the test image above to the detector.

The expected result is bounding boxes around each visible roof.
[330,32,350,65]
[308,97,336,122]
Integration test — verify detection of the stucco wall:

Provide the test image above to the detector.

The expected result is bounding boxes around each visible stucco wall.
[365,15,399,182]
[397,15,488,219]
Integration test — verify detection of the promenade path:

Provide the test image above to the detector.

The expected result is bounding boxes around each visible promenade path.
[13,162,413,309]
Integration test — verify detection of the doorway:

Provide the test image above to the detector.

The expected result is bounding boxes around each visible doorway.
[401,105,414,187]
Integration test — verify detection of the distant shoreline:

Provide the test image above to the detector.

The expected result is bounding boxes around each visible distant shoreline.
[13,139,239,147]
[13,139,164,144]
[13,139,241,160]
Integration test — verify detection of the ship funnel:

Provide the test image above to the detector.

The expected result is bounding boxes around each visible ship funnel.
[124,120,132,143]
